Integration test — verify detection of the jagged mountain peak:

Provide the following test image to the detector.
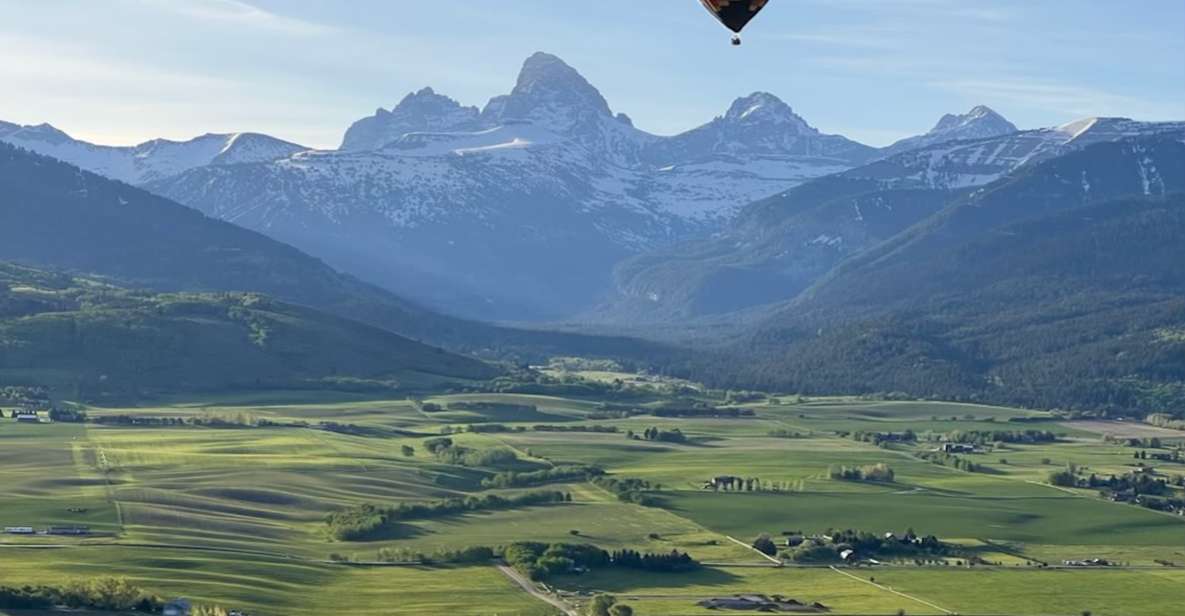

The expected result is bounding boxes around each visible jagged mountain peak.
[482,52,613,132]
[722,92,815,133]
[881,105,1019,157]
[340,86,480,151]
[930,105,1016,136]
[8,122,74,145]
[391,86,472,115]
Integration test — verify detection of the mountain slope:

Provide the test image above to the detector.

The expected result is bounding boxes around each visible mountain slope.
[0,124,306,184]
[598,119,1185,323]
[702,138,1185,414]
[880,106,1018,158]
[0,263,496,401]
[0,142,674,363]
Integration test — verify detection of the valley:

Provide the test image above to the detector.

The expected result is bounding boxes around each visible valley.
[2,379,1182,615]
[2,7,1183,615]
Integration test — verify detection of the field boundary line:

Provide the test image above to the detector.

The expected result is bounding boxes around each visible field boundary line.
[725,535,782,565]
[1025,480,1185,523]
[828,565,953,615]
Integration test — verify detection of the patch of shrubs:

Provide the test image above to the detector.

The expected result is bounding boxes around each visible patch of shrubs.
[917,451,985,473]
[422,437,520,468]
[785,529,954,563]
[501,542,698,581]
[326,491,570,541]
[828,463,895,483]
[481,465,605,489]
[0,578,162,612]
[591,476,662,506]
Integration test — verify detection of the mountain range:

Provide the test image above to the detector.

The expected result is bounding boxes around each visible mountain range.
[599,117,1185,323]
[2,50,1183,415]
[1,52,1019,321]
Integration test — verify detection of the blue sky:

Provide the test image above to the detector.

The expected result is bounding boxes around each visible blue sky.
[2,0,1182,148]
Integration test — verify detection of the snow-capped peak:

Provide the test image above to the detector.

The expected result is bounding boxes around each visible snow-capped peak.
[480,52,614,134]
[0,124,306,184]
[930,105,1016,137]
[723,92,814,133]
[339,87,480,151]
[880,105,1018,158]
[6,122,74,145]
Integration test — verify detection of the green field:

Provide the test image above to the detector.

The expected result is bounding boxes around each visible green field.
[1,391,1182,615]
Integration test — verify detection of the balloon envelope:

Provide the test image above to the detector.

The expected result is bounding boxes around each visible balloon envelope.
[699,0,770,33]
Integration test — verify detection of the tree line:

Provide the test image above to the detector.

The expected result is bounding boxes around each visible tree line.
[325,491,570,541]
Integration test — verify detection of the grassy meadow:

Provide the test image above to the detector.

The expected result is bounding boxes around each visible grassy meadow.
[0,387,1182,615]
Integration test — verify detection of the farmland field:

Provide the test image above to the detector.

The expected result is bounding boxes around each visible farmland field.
[1,389,1183,615]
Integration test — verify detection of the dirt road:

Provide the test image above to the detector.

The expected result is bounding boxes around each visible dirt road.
[496,563,578,616]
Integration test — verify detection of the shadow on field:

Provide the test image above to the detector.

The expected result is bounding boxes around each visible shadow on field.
[555,566,743,593]
[354,520,427,542]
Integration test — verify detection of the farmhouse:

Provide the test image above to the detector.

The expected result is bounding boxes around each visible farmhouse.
[940,443,975,454]
[4,527,34,534]
[163,598,192,616]
[839,549,856,562]
[705,475,744,490]
[1063,558,1111,567]
[13,409,40,423]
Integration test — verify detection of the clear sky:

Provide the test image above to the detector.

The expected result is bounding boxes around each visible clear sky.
[2,0,1182,149]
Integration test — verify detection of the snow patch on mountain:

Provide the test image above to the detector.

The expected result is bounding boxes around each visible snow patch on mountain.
[854,117,1185,190]
[0,125,307,184]
[881,105,1018,158]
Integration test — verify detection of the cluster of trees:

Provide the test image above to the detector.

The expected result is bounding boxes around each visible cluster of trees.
[482,369,656,401]
[829,463,895,483]
[632,427,687,443]
[91,413,266,428]
[767,429,807,439]
[586,594,634,616]
[1077,471,1170,496]
[917,451,986,473]
[609,549,698,572]
[481,465,604,489]
[47,406,87,422]
[650,406,754,419]
[500,541,698,581]
[453,423,622,435]
[1133,449,1183,463]
[843,430,917,446]
[784,529,953,563]
[326,491,570,541]
[422,437,520,468]
[941,429,1058,445]
[0,385,48,404]
[376,545,496,565]
[0,578,161,612]
[531,424,619,433]
[591,476,661,506]
[1145,413,1185,431]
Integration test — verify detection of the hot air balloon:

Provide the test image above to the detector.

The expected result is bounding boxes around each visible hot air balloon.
[699,0,771,46]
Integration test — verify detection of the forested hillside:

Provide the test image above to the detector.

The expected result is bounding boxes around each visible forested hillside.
[0,263,498,401]
[677,140,1185,415]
